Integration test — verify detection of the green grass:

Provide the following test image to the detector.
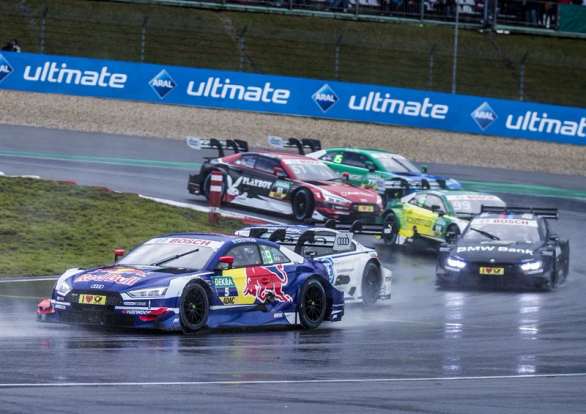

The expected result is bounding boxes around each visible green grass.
[0,177,241,276]
[0,0,585,106]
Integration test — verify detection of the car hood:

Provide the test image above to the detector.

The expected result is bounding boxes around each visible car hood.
[312,181,379,203]
[452,241,544,263]
[68,265,201,293]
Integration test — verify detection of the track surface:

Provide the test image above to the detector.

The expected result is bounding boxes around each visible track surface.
[0,124,585,413]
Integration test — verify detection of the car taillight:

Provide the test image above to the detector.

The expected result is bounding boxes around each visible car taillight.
[139,307,170,322]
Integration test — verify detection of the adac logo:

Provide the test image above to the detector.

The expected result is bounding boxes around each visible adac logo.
[0,54,13,83]
[149,69,176,99]
[471,101,498,130]
[312,84,339,113]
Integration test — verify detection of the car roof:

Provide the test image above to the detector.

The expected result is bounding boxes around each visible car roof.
[474,212,540,221]
[251,151,315,160]
[327,147,396,155]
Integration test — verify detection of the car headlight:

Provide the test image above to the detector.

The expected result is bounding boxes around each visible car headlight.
[520,260,542,271]
[323,193,350,205]
[446,256,467,269]
[56,280,72,295]
[127,286,168,298]
[375,194,383,205]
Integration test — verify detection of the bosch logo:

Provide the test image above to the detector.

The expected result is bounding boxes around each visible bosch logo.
[471,102,498,130]
[312,84,339,113]
[0,54,13,83]
[149,69,176,99]
[90,284,105,289]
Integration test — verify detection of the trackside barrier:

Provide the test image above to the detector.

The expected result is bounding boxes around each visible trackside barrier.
[0,52,585,146]
[208,171,223,225]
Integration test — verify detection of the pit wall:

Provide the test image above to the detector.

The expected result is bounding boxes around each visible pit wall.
[1,52,584,146]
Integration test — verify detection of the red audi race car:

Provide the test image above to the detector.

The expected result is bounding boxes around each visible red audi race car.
[187,137,383,222]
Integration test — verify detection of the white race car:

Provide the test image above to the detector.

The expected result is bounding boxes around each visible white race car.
[235,221,392,307]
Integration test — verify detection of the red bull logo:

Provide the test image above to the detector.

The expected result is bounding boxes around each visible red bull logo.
[243,264,292,302]
[75,267,148,286]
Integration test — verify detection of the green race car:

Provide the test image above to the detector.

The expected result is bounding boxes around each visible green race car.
[379,189,506,246]
[307,148,462,201]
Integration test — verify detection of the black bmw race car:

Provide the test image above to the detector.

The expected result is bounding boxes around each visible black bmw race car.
[436,206,570,290]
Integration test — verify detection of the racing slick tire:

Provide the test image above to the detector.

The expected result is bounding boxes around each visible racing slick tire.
[382,212,399,245]
[361,262,381,309]
[298,278,327,329]
[179,282,210,333]
[202,171,226,203]
[561,240,570,280]
[292,189,315,221]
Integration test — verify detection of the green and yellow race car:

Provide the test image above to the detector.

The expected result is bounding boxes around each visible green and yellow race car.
[380,189,506,247]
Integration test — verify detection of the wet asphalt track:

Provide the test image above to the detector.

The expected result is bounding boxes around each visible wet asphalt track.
[0,125,585,413]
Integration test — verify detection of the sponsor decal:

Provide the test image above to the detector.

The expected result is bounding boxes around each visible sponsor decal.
[212,276,236,287]
[446,194,501,201]
[23,61,127,88]
[78,294,106,305]
[186,136,202,150]
[406,217,433,227]
[75,267,148,286]
[187,77,290,104]
[282,159,322,165]
[480,267,504,275]
[54,304,67,310]
[241,177,272,189]
[456,246,534,255]
[505,111,586,138]
[271,311,284,318]
[267,135,285,148]
[317,257,335,284]
[473,218,538,227]
[122,309,150,315]
[269,180,292,199]
[146,237,215,246]
[243,264,292,302]
[333,232,353,251]
[123,301,148,306]
[312,84,339,113]
[0,54,13,83]
[221,297,236,305]
[471,102,498,130]
[371,153,406,160]
[90,284,105,289]
[349,93,449,120]
[149,69,176,99]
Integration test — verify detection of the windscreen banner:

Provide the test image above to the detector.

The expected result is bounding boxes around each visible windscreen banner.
[1,52,585,146]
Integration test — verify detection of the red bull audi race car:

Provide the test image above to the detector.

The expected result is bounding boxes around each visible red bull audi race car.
[235,220,392,307]
[186,138,383,223]
[37,233,344,332]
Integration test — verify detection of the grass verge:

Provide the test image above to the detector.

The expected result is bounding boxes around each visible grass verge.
[0,177,241,276]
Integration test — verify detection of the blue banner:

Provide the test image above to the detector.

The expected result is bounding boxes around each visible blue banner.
[1,52,585,145]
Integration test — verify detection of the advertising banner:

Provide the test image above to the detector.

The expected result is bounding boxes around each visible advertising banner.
[1,52,585,145]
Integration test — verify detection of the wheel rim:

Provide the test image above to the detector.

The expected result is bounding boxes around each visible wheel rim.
[295,194,307,218]
[383,216,396,244]
[363,268,380,302]
[183,288,205,327]
[304,285,325,322]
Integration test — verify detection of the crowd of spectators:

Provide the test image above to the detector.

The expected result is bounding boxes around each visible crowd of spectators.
[1,38,20,52]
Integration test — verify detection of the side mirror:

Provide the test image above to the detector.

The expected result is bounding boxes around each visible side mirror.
[431,205,445,216]
[342,172,350,181]
[421,164,428,173]
[365,161,376,172]
[304,250,318,258]
[549,235,559,242]
[217,256,234,270]
[114,248,125,261]
[273,167,287,178]
[445,231,458,243]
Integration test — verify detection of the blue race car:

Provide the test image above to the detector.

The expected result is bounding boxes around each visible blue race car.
[37,233,344,332]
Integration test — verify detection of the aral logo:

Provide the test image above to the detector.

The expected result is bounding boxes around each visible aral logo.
[312,84,339,113]
[471,102,498,130]
[149,69,176,99]
[0,54,13,83]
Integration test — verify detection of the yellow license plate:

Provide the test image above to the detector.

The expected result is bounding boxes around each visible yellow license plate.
[480,267,504,275]
[358,205,374,212]
[78,294,106,305]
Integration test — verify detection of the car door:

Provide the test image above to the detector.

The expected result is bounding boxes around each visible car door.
[214,243,263,306]
[225,154,258,201]
[401,192,438,237]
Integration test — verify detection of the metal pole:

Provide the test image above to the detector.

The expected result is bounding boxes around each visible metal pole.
[289,0,293,10]
[429,43,437,91]
[420,0,425,21]
[40,7,48,54]
[141,16,149,63]
[355,0,360,16]
[451,2,459,94]
[519,52,528,101]
[335,35,342,81]
[483,0,488,25]
[239,25,247,72]
[493,0,498,27]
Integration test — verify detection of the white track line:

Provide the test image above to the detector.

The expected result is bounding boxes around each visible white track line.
[1,373,585,388]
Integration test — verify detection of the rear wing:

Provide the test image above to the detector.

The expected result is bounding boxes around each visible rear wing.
[305,219,390,236]
[384,178,447,200]
[186,137,249,158]
[480,205,558,219]
[268,136,322,155]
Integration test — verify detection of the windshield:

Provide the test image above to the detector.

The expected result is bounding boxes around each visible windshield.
[373,154,420,173]
[118,244,216,269]
[446,195,506,215]
[284,159,340,181]
[462,218,542,242]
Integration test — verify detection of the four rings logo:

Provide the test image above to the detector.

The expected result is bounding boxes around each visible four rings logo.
[91,284,105,289]
[333,233,353,251]
[0,54,13,83]
[149,69,176,99]
[312,84,339,113]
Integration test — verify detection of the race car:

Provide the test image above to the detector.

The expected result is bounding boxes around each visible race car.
[307,147,461,201]
[37,233,344,332]
[234,220,392,307]
[380,189,506,247]
[187,138,383,223]
[436,206,570,290]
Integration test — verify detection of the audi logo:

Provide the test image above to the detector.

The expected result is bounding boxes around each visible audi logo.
[90,284,105,289]
[337,236,351,246]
